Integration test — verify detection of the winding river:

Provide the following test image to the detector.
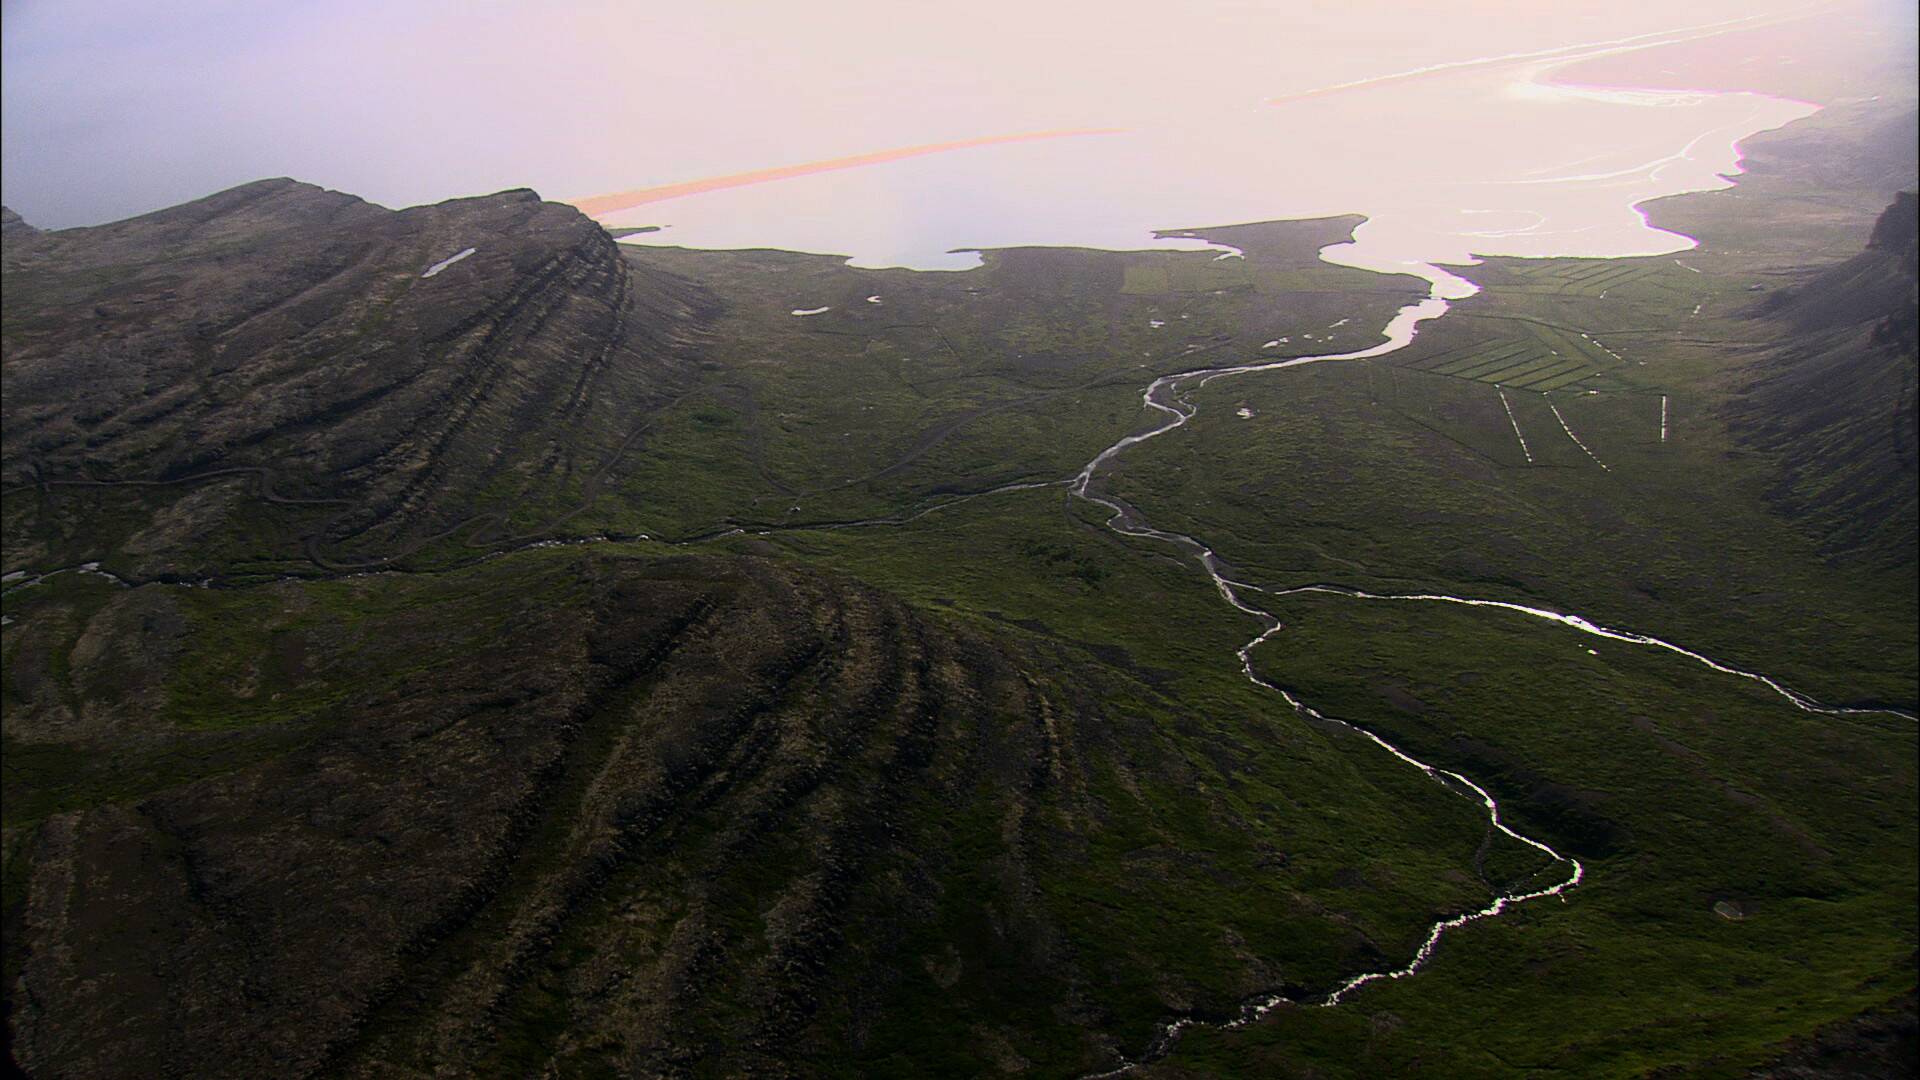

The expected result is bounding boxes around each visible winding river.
[1062,254,1911,1073]
[1067,270,1585,1075]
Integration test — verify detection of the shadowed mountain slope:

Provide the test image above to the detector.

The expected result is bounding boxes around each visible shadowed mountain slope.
[8,552,1058,1077]
[1735,191,1919,564]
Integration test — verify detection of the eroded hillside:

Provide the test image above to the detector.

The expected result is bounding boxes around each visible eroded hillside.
[1,180,710,573]
[5,547,1555,1078]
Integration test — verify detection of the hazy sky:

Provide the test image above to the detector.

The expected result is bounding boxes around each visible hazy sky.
[1,0,1848,229]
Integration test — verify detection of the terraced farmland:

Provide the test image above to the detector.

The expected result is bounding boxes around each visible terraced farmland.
[1396,318,1621,391]
[1495,256,1692,298]
[1121,258,1411,296]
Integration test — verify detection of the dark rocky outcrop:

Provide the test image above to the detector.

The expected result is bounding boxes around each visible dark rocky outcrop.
[0,207,36,238]
[1761,191,1917,342]
[1,179,712,569]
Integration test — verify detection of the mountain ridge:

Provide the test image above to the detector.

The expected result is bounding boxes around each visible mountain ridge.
[2,180,711,576]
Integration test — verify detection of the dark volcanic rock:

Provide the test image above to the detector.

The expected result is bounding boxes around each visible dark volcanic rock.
[1,179,710,570]
[1,178,1398,1080]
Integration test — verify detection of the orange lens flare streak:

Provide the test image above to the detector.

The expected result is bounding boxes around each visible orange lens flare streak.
[569,128,1124,218]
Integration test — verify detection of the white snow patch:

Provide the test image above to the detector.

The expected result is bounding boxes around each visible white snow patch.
[421,247,476,278]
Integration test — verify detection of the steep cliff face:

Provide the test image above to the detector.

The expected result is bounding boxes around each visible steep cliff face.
[1760,190,1918,340]
[1734,193,1919,566]
[1865,189,1920,354]
[1,180,711,570]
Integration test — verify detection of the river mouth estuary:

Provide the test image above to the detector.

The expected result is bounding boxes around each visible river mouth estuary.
[597,12,1817,285]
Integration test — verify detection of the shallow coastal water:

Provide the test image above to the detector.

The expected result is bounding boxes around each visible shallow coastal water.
[600,17,1816,284]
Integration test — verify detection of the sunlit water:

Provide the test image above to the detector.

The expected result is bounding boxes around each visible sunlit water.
[601,17,1816,294]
